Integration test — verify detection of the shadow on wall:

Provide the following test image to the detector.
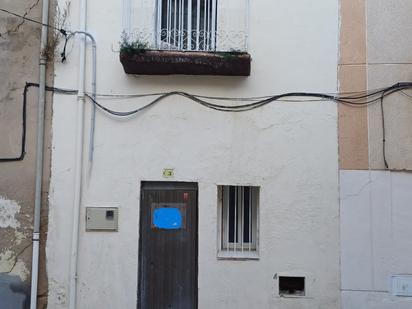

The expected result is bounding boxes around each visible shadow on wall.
[0,273,30,309]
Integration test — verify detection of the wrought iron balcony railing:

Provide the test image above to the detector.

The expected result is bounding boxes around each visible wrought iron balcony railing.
[129,0,249,53]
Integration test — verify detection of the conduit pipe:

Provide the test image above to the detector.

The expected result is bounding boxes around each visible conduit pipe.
[71,30,97,164]
[68,30,96,309]
[29,0,49,306]
[68,0,88,307]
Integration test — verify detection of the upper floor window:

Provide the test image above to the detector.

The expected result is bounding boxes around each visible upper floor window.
[158,0,217,51]
[129,0,249,53]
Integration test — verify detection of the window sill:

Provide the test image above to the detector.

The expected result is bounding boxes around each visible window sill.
[277,295,313,299]
[217,251,259,260]
[119,50,251,76]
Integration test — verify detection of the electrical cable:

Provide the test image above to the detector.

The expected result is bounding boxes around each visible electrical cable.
[2,9,410,169]
[381,91,389,168]
[0,83,29,162]
[2,82,412,165]
[0,7,70,62]
[0,83,77,162]
[0,0,40,37]
[84,83,412,115]
[0,7,67,34]
[90,86,391,102]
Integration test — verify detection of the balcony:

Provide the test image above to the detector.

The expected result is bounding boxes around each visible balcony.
[120,0,251,76]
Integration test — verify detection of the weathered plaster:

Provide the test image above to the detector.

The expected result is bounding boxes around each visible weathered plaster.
[0,196,21,229]
[0,248,30,282]
[10,261,30,282]
[0,250,15,271]
[0,0,54,308]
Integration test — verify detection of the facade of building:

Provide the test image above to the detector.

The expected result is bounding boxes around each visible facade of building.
[48,0,341,308]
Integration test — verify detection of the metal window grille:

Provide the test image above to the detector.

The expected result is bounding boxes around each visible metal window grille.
[157,0,218,51]
[220,186,259,253]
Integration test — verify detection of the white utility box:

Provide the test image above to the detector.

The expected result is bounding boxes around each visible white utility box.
[86,207,119,231]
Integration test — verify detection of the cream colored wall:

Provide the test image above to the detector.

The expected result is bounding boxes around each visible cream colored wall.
[47,0,341,308]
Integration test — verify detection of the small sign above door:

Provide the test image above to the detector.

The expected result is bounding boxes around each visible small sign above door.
[162,168,174,178]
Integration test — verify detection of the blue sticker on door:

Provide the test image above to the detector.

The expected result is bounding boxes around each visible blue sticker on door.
[153,207,182,230]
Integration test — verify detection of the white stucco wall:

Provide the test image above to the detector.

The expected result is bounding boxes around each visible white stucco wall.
[47,0,340,308]
[340,170,412,309]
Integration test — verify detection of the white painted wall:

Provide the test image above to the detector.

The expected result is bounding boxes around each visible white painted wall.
[340,170,412,309]
[47,0,340,308]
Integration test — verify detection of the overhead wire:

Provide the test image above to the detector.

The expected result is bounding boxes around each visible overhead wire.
[1,79,412,163]
[0,7,68,35]
[83,83,412,115]
[2,7,411,168]
[83,82,411,169]
[0,83,76,162]
[90,86,391,101]
[0,7,70,62]
[380,91,389,168]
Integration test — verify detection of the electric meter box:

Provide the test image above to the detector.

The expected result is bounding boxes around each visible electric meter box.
[86,207,119,231]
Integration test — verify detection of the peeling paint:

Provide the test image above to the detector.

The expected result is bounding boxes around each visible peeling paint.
[49,280,67,305]
[0,196,21,229]
[0,250,14,272]
[0,250,29,282]
[14,230,27,246]
[10,261,29,282]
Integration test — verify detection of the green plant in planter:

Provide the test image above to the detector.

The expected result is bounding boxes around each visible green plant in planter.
[119,31,150,54]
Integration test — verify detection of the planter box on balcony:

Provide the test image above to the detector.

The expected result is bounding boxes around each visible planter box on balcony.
[119,50,251,76]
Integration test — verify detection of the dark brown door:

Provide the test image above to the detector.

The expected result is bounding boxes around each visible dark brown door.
[138,182,198,309]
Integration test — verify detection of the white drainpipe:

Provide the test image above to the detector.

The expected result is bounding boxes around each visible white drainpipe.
[69,0,87,307]
[29,0,49,307]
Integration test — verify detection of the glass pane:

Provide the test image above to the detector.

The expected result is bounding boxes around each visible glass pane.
[243,187,250,243]
[160,0,217,51]
[228,186,235,243]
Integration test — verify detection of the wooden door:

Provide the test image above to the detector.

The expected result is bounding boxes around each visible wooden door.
[138,182,198,309]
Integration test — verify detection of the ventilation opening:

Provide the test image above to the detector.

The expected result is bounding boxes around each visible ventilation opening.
[279,276,305,296]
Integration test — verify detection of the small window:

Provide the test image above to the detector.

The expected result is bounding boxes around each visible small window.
[158,0,218,51]
[218,185,259,258]
[279,276,305,296]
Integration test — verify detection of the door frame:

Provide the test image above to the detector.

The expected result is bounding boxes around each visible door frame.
[137,181,199,309]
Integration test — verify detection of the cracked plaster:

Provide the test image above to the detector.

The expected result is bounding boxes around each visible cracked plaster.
[0,196,21,229]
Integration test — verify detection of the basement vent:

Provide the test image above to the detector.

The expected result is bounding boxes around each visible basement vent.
[392,275,412,297]
[279,276,305,296]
